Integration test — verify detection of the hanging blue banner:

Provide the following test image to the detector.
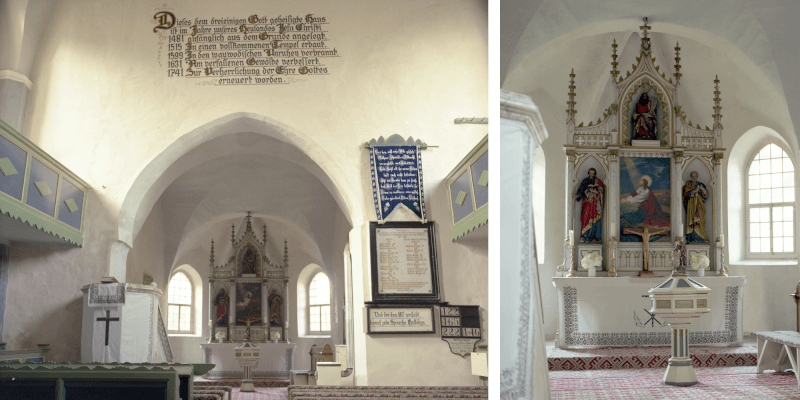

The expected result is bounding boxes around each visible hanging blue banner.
[369,145,426,221]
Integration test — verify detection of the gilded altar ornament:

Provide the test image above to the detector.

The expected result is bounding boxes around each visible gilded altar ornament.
[671,237,687,276]
[566,230,577,277]
[683,171,709,243]
[607,235,618,277]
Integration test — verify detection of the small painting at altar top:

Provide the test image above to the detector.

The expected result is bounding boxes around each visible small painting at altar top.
[627,85,664,144]
[239,244,260,276]
[620,157,671,242]
[236,282,262,325]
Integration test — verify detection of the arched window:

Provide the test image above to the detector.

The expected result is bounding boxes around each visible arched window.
[167,272,193,332]
[747,143,795,257]
[308,272,331,333]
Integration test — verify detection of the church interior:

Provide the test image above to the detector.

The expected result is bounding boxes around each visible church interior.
[501,0,800,399]
[0,0,488,398]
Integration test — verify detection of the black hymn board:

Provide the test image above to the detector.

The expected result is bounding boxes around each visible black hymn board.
[440,305,481,356]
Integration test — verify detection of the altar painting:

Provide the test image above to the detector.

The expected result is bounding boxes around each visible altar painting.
[620,157,671,242]
[235,282,262,325]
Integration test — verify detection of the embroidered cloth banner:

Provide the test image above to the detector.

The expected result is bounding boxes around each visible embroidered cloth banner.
[87,283,126,307]
[369,145,426,221]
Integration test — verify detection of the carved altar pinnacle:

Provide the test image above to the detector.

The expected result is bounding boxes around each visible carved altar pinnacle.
[231,224,236,246]
[210,239,215,266]
[713,75,722,127]
[263,224,267,245]
[639,17,651,54]
[283,239,289,268]
[246,211,253,231]
[566,69,577,122]
[673,42,682,83]
[610,39,619,82]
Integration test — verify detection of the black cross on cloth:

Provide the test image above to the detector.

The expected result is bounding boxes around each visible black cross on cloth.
[96,310,120,346]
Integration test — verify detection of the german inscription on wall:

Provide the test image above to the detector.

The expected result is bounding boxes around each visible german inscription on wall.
[376,227,433,295]
[367,306,434,334]
[153,11,339,85]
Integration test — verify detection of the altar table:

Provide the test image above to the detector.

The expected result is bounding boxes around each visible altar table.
[200,342,295,379]
[553,276,745,348]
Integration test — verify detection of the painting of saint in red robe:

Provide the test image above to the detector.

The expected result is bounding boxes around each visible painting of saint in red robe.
[575,168,604,242]
[632,92,658,140]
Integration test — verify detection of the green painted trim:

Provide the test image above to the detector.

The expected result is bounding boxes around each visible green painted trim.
[0,191,83,246]
[0,368,179,400]
[20,153,31,204]
[445,135,488,183]
[452,204,488,241]
[56,378,64,400]
[446,135,489,241]
[0,120,89,187]
[0,122,87,246]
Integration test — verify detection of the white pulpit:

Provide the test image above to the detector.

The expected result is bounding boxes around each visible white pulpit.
[553,276,745,348]
[80,283,172,363]
[201,342,296,379]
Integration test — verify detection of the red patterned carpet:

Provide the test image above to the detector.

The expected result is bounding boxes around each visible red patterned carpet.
[231,387,287,400]
[550,366,800,399]
[549,342,757,371]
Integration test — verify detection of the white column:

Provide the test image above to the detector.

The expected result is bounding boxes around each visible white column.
[500,90,551,400]
[607,150,620,273]
[673,154,684,238]
[564,151,576,274]
[713,154,724,269]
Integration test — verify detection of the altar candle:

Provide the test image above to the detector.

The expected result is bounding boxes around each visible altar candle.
[720,234,724,247]
[569,230,575,247]
[679,223,683,236]
[611,222,616,234]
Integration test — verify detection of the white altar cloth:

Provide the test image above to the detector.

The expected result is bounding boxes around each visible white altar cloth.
[553,276,745,348]
[200,342,296,379]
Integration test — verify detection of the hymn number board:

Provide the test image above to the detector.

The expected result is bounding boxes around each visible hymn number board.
[440,305,481,356]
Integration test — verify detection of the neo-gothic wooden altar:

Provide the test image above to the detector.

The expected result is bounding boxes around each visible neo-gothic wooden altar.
[207,212,290,343]
[562,19,727,277]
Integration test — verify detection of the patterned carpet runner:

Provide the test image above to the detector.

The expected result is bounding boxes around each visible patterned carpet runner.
[550,366,800,399]
[548,341,757,371]
[194,378,290,388]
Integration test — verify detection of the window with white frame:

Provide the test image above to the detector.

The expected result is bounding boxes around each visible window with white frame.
[747,143,795,257]
[308,272,331,333]
[167,272,193,332]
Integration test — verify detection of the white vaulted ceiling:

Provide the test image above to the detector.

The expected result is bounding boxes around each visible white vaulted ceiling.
[501,0,800,148]
[149,131,349,274]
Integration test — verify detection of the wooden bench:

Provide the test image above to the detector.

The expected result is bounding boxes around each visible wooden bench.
[753,331,800,388]
[287,385,488,400]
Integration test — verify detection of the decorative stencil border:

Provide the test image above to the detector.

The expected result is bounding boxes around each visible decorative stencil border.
[563,286,738,346]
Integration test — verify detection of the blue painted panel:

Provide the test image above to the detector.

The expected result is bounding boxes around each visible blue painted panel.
[0,134,27,200]
[57,178,84,230]
[470,150,488,209]
[25,158,58,216]
[449,170,474,223]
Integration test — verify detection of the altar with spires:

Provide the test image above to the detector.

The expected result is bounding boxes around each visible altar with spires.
[552,19,745,348]
[200,212,296,380]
